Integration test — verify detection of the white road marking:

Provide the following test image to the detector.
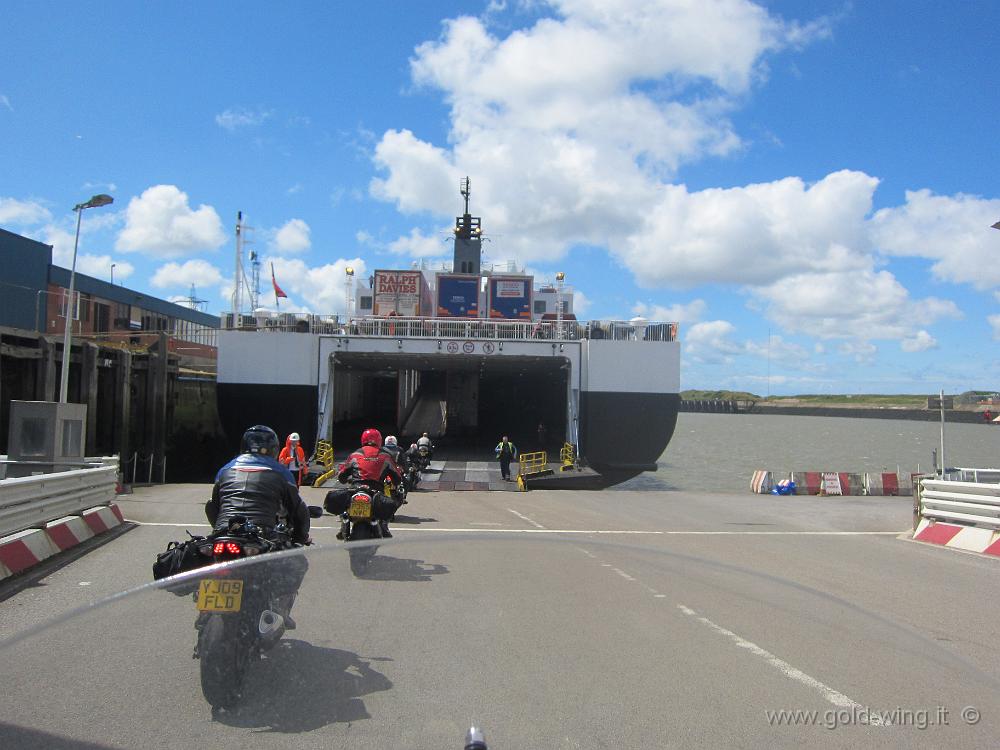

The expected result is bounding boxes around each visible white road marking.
[676,603,886,725]
[505,508,547,529]
[469,522,504,526]
[125,521,901,535]
[614,569,636,582]
[653,594,667,598]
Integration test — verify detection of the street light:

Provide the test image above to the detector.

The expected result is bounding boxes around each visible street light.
[59,193,113,403]
[110,262,116,285]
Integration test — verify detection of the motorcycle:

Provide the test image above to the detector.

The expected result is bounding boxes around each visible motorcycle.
[416,444,433,471]
[335,480,398,575]
[192,511,321,709]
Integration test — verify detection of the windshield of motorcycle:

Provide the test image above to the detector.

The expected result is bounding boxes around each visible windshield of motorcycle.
[1,535,997,749]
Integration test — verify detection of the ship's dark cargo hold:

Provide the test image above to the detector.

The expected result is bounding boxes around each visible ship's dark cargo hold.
[329,352,569,457]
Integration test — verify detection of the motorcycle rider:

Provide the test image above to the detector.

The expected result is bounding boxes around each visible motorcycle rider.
[206,425,310,628]
[382,435,412,499]
[416,432,434,465]
[334,428,403,538]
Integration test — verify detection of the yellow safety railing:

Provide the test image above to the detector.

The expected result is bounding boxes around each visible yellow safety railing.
[560,442,577,471]
[311,440,338,488]
[516,450,549,491]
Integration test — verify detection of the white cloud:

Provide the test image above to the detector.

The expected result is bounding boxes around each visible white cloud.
[372,2,832,268]
[151,259,225,290]
[388,228,449,258]
[272,218,311,253]
[215,107,272,131]
[572,289,591,316]
[869,189,1000,289]
[116,185,226,258]
[900,330,937,353]
[0,197,51,225]
[82,181,118,193]
[80,255,134,281]
[633,299,706,324]
[837,340,877,365]
[356,230,375,246]
[267,256,368,313]
[751,267,961,340]
[621,170,878,287]
[989,315,1000,341]
[39,225,134,281]
[744,334,810,362]
[287,183,303,195]
[0,94,11,111]
[684,319,744,364]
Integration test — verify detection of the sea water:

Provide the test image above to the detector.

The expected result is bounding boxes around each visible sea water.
[617,412,1000,493]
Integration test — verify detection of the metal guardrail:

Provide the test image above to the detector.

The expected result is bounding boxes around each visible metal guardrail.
[0,465,118,537]
[919,478,1000,531]
[222,315,678,343]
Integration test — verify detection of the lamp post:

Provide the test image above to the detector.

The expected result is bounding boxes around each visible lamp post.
[59,194,113,403]
[110,263,116,285]
[345,266,355,322]
[555,271,565,340]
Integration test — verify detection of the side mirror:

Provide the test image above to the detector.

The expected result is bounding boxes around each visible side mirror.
[308,505,325,518]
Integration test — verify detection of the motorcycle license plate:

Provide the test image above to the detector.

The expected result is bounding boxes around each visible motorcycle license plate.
[196,579,243,612]
[349,500,372,519]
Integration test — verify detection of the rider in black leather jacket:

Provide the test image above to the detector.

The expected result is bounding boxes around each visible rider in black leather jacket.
[205,425,310,626]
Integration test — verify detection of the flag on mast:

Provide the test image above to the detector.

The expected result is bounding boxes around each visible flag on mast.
[271,263,287,307]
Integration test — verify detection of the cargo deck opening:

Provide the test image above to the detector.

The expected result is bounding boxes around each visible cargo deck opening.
[328,352,569,460]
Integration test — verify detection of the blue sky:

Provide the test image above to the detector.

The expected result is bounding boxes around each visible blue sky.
[2,0,999,395]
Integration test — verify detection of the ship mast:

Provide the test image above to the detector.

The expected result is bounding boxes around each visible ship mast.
[453,177,482,275]
[231,211,258,324]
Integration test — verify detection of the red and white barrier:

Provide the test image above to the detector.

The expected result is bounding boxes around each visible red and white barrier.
[913,519,1000,557]
[0,504,124,581]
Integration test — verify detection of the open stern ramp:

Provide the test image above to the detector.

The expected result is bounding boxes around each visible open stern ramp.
[320,337,578,451]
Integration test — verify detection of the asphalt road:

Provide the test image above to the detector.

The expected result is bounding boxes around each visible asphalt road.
[1,484,998,749]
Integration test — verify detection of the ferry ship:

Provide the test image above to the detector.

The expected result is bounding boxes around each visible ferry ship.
[216,182,680,482]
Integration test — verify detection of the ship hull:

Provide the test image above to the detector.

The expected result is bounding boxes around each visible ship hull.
[579,391,679,475]
[217,383,319,454]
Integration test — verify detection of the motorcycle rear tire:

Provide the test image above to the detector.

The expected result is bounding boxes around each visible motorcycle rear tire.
[198,614,249,709]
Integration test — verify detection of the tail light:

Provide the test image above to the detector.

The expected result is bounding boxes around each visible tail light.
[351,493,371,504]
[212,541,243,556]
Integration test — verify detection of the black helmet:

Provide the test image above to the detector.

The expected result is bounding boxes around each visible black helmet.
[241,425,279,456]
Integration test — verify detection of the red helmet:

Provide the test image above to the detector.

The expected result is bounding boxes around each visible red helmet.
[361,428,382,447]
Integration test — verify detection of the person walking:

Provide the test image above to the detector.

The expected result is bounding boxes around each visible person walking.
[495,435,518,481]
[279,432,309,487]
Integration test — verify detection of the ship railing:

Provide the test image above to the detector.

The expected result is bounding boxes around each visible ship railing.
[221,315,679,342]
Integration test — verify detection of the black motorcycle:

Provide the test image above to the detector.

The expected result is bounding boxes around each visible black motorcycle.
[416,444,433,471]
[329,480,398,575]
[191,513,320,709]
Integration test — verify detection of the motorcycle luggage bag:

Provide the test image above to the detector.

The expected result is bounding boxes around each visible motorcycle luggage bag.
[153,536,209,586]
[325,488,397,520]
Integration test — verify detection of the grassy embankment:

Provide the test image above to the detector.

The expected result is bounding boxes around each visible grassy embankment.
[680,391,973,408]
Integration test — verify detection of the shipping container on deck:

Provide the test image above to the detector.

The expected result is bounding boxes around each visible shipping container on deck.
[488,275,533,320]
[435,273,481,318]
[373,270,432,317]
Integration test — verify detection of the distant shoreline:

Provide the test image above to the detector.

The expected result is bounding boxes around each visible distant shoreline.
[732,404,986,423]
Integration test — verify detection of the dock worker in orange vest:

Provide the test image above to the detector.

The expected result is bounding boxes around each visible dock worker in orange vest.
[279,432,309,487]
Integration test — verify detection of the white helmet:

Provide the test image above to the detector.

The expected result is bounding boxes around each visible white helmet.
[289,432,300,442]
[385,435,398,447]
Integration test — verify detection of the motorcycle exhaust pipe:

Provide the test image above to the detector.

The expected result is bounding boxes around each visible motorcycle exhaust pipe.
[259,610,285,636]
